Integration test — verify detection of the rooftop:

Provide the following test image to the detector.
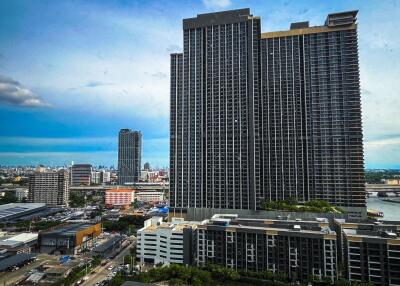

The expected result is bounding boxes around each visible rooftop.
[40,223,100,236]
[139,217,200,233]
[106,189,135,193]
[0,233,38,248]
[0,203,46,221]
[202,214,335,237]
[0,253,36,271]
[343,228,400,241]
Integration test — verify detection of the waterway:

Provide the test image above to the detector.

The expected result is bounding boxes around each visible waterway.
[367,197,400,220]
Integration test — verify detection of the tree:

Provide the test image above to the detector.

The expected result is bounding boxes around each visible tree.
[168,278,185,286]
[0,192,17,205]
[69,193,85,208]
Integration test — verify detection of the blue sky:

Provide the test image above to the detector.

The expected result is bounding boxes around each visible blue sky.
[0,0,399,168]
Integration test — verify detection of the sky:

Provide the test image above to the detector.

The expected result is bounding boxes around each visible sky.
[0,0,399,169]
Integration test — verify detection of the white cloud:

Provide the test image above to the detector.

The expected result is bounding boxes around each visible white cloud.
[0,75,50,107]
[202,0,232,9]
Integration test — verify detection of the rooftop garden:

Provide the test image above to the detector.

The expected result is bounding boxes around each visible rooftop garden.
[262,198,345,214]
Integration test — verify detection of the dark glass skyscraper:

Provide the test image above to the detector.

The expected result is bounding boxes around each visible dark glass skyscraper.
[118,129,142,185]
[170,9,365,218]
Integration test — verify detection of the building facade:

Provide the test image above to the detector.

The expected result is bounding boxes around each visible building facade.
[38,223,101,255]
[28,170,69,207]
[137,217,198,265]
[170,9,365,217]
[334,219,400,285]
[118,129,142,185]
[342,228,400,286]
[136,190,165,203]
[105,189,134,208]
[15,188,29,202]
[91,171,101,184]
[70,164,92,186]
[197,214,337,283]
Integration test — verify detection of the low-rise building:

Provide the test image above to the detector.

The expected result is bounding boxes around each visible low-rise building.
[92,235,123,258]
[197,214,337,283]
[137,217,199,265]
[15,188,29,202]
[0,203,47,222]
[136,190,164,203]
[38,223,101,255]
[0,233,38,254]
[105,189,135,208]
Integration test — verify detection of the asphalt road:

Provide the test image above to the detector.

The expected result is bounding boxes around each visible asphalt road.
[81,241,135,286]
[0,254,59,286]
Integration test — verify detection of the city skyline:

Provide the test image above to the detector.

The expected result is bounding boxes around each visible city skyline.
[0,0,399,168]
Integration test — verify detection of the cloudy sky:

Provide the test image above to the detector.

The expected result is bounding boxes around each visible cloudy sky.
[0,0,399,168]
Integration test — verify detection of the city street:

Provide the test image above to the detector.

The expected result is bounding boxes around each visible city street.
[81,240,135,286]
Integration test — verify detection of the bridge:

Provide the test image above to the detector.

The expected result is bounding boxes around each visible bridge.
[366,184,400,197]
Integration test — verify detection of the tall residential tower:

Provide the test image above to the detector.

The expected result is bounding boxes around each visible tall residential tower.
[170,9,365,219]
[28,169,70,207]
[118,129,142,185]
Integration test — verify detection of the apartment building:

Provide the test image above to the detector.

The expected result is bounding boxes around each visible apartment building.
[170,8,365,219]
[105,189,134,208]
[334,219,400,285]
[70,164,92,186]
[197,214,337,283]
[136,217,198,265]
[136,190,165,203]
[28,169,69,207]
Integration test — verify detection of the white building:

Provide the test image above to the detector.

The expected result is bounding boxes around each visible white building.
[136,190,165,203]
[15,188,29,202]
[136,217,199,265]
[101,171,111,184]
[91,171,101,184]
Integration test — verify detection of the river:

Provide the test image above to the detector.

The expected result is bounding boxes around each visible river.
[367,197,400,220]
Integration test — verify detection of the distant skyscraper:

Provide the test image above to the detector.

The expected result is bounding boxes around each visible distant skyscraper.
[144,162,151,171]
[170,9,365,218]
[118,129,142,185]
[28,169,69,206]
[101,170,111,184]
[71,164,92,186]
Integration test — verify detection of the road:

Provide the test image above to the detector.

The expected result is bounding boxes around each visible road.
[0,254,59,286]
[81,241,135,286]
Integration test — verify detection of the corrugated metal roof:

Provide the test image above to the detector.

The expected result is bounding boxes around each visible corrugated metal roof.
[0,253,36,271]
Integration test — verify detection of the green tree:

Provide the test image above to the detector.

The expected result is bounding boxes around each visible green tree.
[0,192,17,205]
[168,278,185,286]
[69,193,86,208]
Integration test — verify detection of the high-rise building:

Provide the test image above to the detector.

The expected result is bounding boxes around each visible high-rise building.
[118,129,142,185]
[143,162,151,171]
[71,164,92,186]
[28,169,69,207]
[170,9,365,218]
[101,170,111,184]
[91,171,101,185]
